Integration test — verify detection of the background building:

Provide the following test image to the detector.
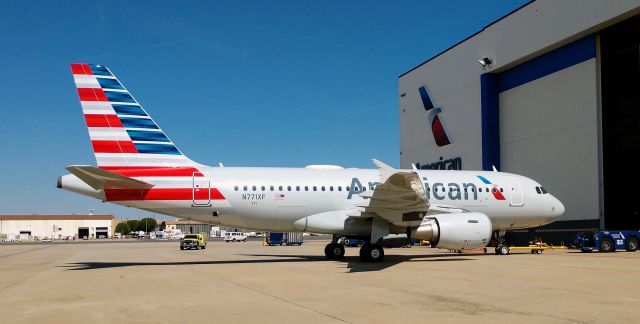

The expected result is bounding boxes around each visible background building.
[399,0,640,242]
[0,214,114,240]
[161,220,250,237]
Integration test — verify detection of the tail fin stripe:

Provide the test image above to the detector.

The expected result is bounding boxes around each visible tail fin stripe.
[111,104,147,116]
[104,91,136,103]
[87,64,113,76]
[127,130,171,142]
[92,140,138,153]
[97,78,125,90]
[119,117,158,129]
[71,63,93,75]
[85,114,123,128]
[134,143,181,155]
[88,128,129,141]
[77,88,108,101]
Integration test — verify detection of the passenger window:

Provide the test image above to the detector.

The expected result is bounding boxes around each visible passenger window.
[338,186,342,191]
[305,186,309,191]
[261,186,265,191]
[287,186,291,191]
[313,186,317,191]
[234,186,239,191]
[243,185,248,191]
[278,186,283,191]
[346,186,350,191]
[296,186,300,191]
[330,186,334,191]
[500,188,503,192]
[270,186,274,191]
[486,188,489,192]
[492,188,496,193]
[427,187,431,192]
[252,185,257,191]
[321,186,325,191]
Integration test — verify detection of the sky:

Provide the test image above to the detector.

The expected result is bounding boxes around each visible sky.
[0,0,528,219]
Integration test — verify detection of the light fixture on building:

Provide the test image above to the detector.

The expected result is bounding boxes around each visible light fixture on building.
[478,57,493,69]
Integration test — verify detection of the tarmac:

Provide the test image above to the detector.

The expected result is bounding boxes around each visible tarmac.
[0,239,638,323]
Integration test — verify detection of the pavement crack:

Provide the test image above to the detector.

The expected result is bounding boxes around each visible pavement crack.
[221,278,351,323]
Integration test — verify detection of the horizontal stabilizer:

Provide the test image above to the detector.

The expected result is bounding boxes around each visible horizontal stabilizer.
[66,165,154,190]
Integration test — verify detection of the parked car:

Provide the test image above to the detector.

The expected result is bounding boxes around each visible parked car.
[224,232,247,242]
[180,233,207,250]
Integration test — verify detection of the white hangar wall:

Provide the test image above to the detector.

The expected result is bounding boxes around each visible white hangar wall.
[399,0,640,228]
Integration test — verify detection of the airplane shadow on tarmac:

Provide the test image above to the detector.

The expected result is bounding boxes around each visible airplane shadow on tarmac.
[62,253,479,272]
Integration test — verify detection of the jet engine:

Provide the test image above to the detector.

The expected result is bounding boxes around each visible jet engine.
[411,212,492,250]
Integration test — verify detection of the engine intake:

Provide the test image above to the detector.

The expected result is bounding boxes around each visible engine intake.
[411,212,492,250]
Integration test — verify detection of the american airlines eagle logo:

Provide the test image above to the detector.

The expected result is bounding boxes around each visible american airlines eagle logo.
[418,86,451,147]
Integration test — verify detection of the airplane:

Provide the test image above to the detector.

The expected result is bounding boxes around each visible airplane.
[57,63,565,262]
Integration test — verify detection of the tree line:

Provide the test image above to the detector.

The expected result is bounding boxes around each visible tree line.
[115,218,158,234]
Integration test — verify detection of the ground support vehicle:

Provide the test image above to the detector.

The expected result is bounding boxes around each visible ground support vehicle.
[266,232,285,246]
[573,230,639,253]
[180,233,207,250]
[224,232,247,242]
[285,232,304,245]
[508,242,567,254]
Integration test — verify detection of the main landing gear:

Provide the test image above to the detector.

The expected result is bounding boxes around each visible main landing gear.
[494,230,510,255]
[324,241,345,259]
[323,236,385,262]
[359,244,384,262]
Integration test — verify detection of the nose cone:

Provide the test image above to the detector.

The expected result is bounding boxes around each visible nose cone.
[550,195,565,220]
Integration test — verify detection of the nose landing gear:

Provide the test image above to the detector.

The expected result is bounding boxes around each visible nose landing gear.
[494,230,510,255]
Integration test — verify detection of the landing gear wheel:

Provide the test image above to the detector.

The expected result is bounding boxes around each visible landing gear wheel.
[600,237,614,253]
[495,245,509,255]
[536,249,543,254]
[625,237,639,252]
[324,243,345,259]
[359,244,384,262]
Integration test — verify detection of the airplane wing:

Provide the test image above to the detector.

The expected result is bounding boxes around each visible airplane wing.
[354,159,430,225]
[66,165,154,190]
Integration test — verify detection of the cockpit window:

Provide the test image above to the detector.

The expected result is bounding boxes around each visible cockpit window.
[535,187,541,194]
[540,186,548,194]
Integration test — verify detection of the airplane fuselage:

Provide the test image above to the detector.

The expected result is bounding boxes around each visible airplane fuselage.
[63,166,563,234]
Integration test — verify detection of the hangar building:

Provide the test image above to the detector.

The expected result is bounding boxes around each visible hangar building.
[0,215,114,240]
[399,0,640,241]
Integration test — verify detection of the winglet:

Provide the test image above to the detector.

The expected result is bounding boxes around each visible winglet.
[372,159,398,182]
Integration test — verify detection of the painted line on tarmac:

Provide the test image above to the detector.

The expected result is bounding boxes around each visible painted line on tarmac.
[220,278,351,323]
[0,244,56,260]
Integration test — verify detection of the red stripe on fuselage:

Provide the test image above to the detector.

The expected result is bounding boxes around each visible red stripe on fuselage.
[92,140,138,153]
[77,88,108,101]
[104,188,225,201]
[101,166,204,177]
[85,114,123,127]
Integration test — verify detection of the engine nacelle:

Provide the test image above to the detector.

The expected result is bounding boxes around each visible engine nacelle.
[411,212,492,250]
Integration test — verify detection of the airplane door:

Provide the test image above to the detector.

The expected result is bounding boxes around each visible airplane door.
[192,172,211,207]
[505,176,524,207]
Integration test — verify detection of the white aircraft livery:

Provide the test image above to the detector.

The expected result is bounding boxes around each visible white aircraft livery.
[58,63,565,262]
